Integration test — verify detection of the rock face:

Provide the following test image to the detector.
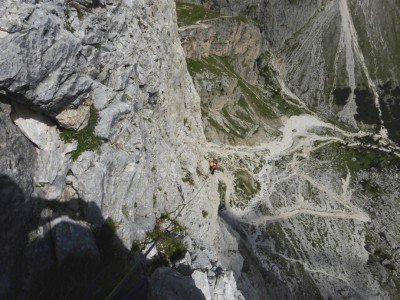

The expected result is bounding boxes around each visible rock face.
[180,17,262,83]
[0,100,35,196]
[2,0,400,299]
[56,105,90,130]
[0,100,36,299]
[1,0,207,242]
[52,216,100,262]
[149,268,205,299]
[0,0,245,299]
[0,0,92,113]
[150,267,207,300]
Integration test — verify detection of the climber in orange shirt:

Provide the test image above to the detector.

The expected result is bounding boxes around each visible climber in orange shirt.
[209,159,218,175]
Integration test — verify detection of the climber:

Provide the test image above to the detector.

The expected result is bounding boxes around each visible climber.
[209,158,218,175]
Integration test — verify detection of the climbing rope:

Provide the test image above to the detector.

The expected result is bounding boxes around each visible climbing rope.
[167,175,209,217]
[106,174,211,300]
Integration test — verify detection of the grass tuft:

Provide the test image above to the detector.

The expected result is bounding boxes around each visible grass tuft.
[104,217,119,233]
[60,105,102,160]
[176,2,220,27]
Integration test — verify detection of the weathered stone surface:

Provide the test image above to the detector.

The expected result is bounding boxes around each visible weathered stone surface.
[191,249,213,271]
[0,102,35,195]
[75,0,104,7]
[214,218,243,278]
[12,104,75,200]
[35,0,214,251]
[0,0,92,113]
[56,105,90,130]
[11,104,52,149]
[209,270,245,300]
[192,270,212,300]
[175,251,192,273]
[12,0,400,299]
[0,101,37,299]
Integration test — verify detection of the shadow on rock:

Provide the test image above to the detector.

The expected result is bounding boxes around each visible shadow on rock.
[0,174,205,300]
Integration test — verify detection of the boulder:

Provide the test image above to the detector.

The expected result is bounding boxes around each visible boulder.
[149,267,206,300]
[51,216,100,262]
[56,105,90,130]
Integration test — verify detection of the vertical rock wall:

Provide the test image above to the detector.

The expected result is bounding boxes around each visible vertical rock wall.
[0,0,210,245]
[0,0,245,298]
[0,99,37,299]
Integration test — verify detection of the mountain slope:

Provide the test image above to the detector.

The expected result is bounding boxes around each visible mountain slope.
[177,0,400,298]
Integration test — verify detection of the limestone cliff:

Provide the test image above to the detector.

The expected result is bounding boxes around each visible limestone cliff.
[2,0,400,299]
[0,0,243,299]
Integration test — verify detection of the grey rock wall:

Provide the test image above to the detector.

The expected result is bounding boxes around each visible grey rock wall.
[0,0,204,247]
[0,100,35,195]
[0,0,92,113]
[0,0,244,298]
[0,100,36,299]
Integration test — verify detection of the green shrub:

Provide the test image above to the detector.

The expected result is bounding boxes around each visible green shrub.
[145,214,187,260]
[122,205,129,218]
[64,8,71,18]
[202,210,208,218]
[131,240,143,252]
[64,21,75,33]
[160,234,186,260]
[69,1,86,20]
[311,141,400,175]
[146,224,162,241]
[233,15,248,23]
[28,230,38,242]
[104,217,119,233]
